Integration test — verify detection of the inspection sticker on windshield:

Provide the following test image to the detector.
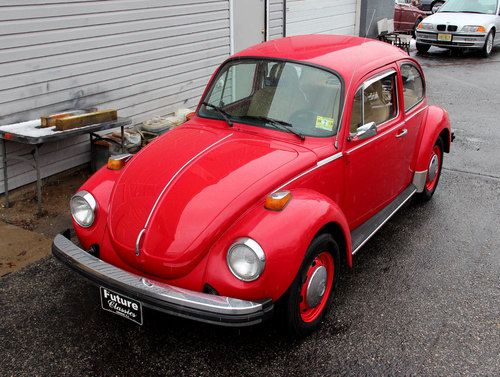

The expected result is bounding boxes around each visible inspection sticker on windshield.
[315,116,334,131]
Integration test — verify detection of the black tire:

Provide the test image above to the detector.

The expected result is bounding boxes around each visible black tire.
[482,30,495,58]
[415,137,444,202]
[276,233,340,338]
[416,42,431,54]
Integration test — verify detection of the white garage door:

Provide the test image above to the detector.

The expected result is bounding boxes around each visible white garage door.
[286,0,358,36]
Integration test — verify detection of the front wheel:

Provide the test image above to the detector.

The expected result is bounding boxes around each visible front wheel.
[277,233,340,337]
[416,137,444,202]
[416,42,431,54]
[482,31,495,58]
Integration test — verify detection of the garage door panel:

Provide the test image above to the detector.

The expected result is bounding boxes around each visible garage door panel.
[286,0,357,36]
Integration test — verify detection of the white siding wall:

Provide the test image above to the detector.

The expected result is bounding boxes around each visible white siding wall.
[286,0,358,36]
[0,0,230,194]
[269,0,284,39]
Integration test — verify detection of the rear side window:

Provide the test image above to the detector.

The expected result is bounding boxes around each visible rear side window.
[401,64,424,111]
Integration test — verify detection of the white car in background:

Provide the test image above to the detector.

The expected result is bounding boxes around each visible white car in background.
[416,0,500,57]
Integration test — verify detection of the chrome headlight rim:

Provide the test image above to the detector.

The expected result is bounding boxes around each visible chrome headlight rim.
[70,190,97,228]
[226,237,266,282]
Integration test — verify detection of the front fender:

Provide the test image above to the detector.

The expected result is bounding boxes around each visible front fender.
[73,165,122,250]
[203,188,351,302]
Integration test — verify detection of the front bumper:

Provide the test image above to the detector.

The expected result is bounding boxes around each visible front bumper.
[52,234,273,327]
[416,31,487,48]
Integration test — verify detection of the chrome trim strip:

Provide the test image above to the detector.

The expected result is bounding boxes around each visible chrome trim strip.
[363,69,397,90]
[273,152,343,192]
[143,133,233,228]
[52,234,266,316]
[135,228,146,256]
[316,152,343,166]
[352,186,417,255]
[413,170,428,193]
[227,237,266,282]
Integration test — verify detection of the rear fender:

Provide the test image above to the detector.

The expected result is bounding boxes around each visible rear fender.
[413,105,451,192]
[204,188,351,302]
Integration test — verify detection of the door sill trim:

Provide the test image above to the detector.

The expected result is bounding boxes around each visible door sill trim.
[351,184,417,255]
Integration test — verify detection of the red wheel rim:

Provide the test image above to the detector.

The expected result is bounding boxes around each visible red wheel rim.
[425,145,441,192]
[299,252,334,323]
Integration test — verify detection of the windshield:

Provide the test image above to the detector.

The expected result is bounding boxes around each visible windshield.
[199,59,343,137]
[438,0,498,14]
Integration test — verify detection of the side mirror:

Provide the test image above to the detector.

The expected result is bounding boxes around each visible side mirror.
[354,122,377,140]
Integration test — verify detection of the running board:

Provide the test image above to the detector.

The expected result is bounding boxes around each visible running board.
[351,185,417,255]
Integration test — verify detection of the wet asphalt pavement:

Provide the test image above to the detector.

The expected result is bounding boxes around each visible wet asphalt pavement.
[2,46,500,376]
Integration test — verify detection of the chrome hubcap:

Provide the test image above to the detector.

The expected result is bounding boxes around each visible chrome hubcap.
[428,154,439,181]
[487,35,493,53]
[306,266,327,308]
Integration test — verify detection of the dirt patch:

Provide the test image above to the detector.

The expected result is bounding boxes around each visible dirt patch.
[0,166,90,239]
[0,222,52,277]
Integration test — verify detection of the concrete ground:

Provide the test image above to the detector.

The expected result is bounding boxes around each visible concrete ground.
[1,45,499,376]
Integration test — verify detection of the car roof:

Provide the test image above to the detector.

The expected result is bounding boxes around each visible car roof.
[234,34,411,82]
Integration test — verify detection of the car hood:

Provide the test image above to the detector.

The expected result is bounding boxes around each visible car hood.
[424,12,497,28]
[107,125,316,278]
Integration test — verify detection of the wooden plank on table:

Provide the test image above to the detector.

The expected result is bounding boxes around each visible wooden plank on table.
[40,110,88,127]
[54,110,117,130]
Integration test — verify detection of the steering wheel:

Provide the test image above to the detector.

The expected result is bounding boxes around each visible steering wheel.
[289,110,317,128]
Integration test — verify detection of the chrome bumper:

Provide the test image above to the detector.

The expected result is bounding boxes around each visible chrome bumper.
[52,234,273,327]
[416,31,486,48]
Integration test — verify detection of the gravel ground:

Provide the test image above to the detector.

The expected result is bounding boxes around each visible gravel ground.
[1,45,499,376]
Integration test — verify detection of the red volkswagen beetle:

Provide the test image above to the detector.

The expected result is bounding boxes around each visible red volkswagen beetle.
[53,35,452,337]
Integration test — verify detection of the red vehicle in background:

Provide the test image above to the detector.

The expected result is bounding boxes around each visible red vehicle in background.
[53,35,452,337]
[395,0,428,35]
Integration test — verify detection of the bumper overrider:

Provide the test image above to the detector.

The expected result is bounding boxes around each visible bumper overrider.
[52,234,273,327]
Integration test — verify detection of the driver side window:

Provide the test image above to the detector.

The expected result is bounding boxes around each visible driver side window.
[350,71,398,134]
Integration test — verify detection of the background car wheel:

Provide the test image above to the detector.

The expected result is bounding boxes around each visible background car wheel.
[482,31,495,58]
[413,18,423,38]
[416,137,444,202]
[277,233,340,337]
[431,1,444,13]
[416,42,431,54]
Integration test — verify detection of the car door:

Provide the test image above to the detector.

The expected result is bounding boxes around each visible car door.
[398,62,427,185]
[394,1,403,31]
[344,67,409,229]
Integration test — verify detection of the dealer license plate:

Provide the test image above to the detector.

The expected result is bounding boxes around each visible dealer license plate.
[437,33,452,42]
[100,287,143,325]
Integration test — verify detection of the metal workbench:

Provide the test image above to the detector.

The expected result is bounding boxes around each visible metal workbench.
[0,117,131,214]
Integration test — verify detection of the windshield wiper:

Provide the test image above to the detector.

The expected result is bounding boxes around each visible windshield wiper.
[201,101,233,127]
[239,115,305,141]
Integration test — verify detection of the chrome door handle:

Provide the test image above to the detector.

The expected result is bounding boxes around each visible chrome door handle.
[396,128,408,138]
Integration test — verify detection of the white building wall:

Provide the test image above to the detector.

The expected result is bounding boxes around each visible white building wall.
[286,0,358,36]
[0,0,230,193]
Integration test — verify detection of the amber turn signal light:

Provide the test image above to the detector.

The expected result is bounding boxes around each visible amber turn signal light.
[107,154,132,170]
[265,190,292,211]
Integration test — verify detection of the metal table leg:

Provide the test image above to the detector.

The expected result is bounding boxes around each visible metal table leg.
[120,126,125,152]
[34,144,42,214]
[2,138,9,208]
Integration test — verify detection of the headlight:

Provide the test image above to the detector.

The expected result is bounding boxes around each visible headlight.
[418,23,434,31]
[227,238,265,282]
[461,25,486,33]
[70,190,97,228]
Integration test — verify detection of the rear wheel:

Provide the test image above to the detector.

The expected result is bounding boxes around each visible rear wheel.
[416,137,444,202]
[277,233,340,337]
[482,31,495,58]
[416,42,431,54]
